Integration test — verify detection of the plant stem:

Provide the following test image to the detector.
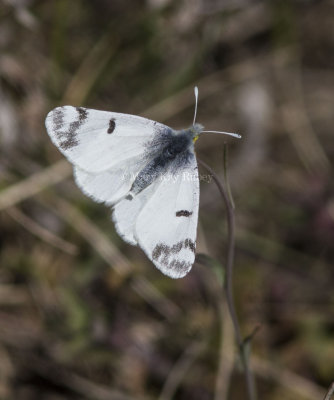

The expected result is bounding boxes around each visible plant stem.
[198,158,256,400]
[324,382,334,400]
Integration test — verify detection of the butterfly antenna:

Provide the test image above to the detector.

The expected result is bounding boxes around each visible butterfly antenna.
[193,86,241,139]
[202,130,242,139]
[193,86,199,126]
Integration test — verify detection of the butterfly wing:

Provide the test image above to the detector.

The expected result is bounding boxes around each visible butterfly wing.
[46,106,199,278]
[112,178,160,245]
[45,106,168,173]
[73,156,142,205]
[46,106,171,204]
[135,156,199,278]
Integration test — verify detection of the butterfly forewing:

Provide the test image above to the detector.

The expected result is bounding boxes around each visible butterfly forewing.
[45,106,168,173]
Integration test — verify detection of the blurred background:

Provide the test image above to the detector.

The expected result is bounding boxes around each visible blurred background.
[0,0,334,399]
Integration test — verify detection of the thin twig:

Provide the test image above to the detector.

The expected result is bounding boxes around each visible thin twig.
[251,356,326,400]
[158,341,206,400]
[63,30,118,105]
[7,206,78,255]
[198,158,256,400]
[214,297,235,400]
[275,55,330,174]
[196,221,236,400]
[324,383,334,400]
[223,144,235,210]
[0,159,71,212]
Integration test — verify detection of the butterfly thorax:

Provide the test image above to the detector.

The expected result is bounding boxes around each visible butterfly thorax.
[127,126,197,199]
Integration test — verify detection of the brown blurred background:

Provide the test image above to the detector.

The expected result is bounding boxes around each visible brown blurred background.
[0,1,334,399]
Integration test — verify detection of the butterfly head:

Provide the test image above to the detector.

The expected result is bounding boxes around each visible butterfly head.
[191,123,204,143]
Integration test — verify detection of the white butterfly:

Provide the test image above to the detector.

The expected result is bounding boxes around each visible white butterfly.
[45,87,240,278]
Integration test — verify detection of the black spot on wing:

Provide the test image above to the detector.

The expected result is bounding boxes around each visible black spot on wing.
[176,210,193,217]
[152,239,196,275]
[107,118,116,134]
[55,107,88,151]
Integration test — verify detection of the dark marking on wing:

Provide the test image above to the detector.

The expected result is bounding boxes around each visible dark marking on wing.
[184,238,195,252]
[152,239,196,275]
[53,107,64,130]
[125,193,133,201]
[176,210,193,217]
[55,107,88,151]
[130,128,194,196]
[77,107,88,122]
[107,118,116,134]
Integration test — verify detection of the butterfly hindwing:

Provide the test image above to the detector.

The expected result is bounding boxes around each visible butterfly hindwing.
[135,157,199,278]
[73,156,145,205]
[112,179,160,246]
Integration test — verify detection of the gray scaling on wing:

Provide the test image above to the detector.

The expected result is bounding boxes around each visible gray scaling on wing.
[128,127,195,197]
[53,107,88,150]
[152,239,196,275]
